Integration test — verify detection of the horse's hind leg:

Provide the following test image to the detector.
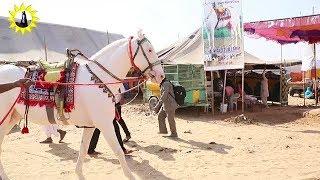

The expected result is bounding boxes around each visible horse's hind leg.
[0,109,21,180]
[75,127,95,176]
[98,121,135,180]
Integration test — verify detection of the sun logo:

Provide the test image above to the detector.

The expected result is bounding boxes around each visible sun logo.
[8,3,39,35]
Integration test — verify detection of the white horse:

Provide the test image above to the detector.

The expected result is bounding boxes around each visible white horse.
[0,31,164,180]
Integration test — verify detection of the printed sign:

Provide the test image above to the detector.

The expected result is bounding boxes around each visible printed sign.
[203,0,244,71]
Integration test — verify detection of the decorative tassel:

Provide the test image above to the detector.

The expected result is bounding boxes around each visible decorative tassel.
[21,126,29,134]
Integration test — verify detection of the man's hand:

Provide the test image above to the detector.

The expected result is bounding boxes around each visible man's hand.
[14,78,34,87]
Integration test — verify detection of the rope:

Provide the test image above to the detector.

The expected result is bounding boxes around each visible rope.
[121,80,144,106]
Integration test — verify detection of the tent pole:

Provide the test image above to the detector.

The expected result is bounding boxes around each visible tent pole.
[242,68,245,113]
[222,70,227,113]
[44,36,48,62]
[314,44,318,106]
[280,45,283,106]
[211,71,215,118]
[303,71,306,106]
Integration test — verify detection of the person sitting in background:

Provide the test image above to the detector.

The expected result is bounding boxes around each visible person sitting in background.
[225,85,234,110]
[305,86,313,99]
[225,86,234,98]
[237,84,257,108]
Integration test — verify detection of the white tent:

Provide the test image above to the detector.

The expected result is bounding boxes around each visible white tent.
[158,28,302,66]
[0,16,123,62]
[157,28,263,65]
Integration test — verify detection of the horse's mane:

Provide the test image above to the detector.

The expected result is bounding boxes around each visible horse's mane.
[90,38,128,60]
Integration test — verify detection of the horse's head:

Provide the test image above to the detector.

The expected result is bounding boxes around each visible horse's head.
[128,31,164,84]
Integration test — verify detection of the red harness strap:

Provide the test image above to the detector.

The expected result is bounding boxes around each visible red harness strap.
[128,36,140,71]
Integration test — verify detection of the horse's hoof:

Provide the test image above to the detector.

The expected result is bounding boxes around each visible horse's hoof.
[75,170,85,180]
[125,173,136,180]
[1,174,9,180]
[75,167,83,176]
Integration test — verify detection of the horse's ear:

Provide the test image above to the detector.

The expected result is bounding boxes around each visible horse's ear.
[137,30,145,40]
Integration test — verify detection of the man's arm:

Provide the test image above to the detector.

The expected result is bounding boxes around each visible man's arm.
[0,82,19,94]
[159,82,171,102]
[154,82,171,113]
[0,78,33,94]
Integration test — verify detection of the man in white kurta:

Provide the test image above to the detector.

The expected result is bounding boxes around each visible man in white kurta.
[40,125,66,143]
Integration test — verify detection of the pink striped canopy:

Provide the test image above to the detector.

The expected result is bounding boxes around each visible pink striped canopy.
[244,14,320,44]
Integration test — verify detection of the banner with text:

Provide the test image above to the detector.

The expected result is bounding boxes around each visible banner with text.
[203,0,244,71]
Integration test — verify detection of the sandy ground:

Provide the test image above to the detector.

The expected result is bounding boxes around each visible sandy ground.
[2,96,320,180]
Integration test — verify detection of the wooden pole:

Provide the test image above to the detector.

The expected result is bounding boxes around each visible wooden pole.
[211,71,215,118]
[312,6,317,106]
[241,68,245,113]
[314,44,317,106]
[107,30,110,45]
[222,70,227,113]
[280,45,283,106]
[44,36,48,62]
[303,71,306,106]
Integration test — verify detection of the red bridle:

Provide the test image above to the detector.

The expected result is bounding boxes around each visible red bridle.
[128,36,158,74]
[128,36,140,71]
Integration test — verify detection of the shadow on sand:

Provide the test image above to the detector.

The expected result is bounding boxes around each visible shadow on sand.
[127,141,176,161]
[126,157,172,180]
[299,130,320,134]
[164,137,233,154]
[46,143,79,162]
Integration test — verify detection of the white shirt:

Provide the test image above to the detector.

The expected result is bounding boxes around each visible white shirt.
[115,84,126,103]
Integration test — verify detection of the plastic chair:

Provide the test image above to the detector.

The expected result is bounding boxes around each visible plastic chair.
[229,93,240,111]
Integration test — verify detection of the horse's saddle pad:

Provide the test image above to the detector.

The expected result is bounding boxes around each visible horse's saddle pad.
[39,61,66,82]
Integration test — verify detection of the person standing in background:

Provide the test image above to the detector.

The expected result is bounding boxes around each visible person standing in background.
[154,77,178,138]
[88,84,132,155]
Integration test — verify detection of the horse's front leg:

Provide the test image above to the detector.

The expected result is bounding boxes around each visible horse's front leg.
[97,120,135,180]
[75,127,95,177]
[0,109,21,180]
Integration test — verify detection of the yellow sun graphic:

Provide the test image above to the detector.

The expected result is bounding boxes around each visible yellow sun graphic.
[8,3,39,35]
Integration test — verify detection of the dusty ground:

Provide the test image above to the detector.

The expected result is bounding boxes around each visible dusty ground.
[2,96,320,180]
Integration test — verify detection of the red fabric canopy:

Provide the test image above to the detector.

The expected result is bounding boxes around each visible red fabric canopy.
[244,14,320,44]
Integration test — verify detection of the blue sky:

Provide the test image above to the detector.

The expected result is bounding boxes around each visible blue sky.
[0,0,319,59]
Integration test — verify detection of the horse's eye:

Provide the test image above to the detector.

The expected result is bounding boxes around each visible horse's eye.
[149,49,152,53]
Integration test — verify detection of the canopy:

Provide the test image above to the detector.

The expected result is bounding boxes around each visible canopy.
[244,14,320,44]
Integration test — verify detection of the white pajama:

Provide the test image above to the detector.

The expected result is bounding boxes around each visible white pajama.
[42,125,59,138]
